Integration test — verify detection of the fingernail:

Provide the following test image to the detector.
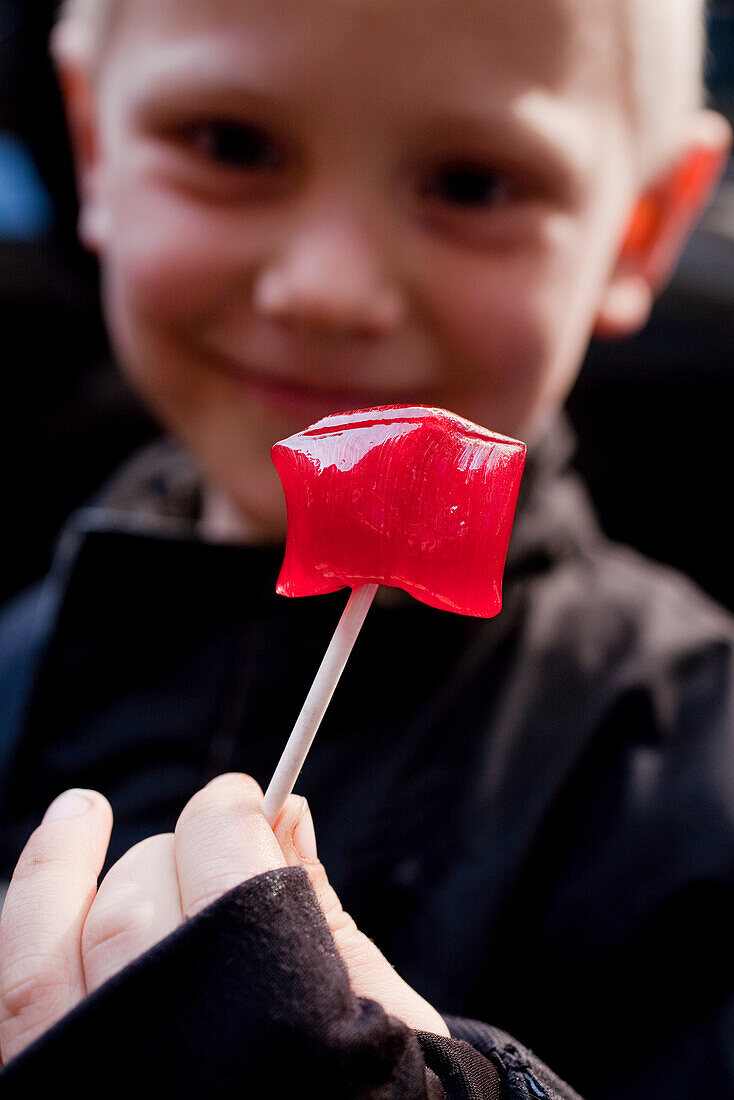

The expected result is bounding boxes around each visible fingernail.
[43,788,94,823]
[293,798,318,862]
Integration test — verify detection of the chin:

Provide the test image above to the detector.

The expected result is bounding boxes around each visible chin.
[225,481,288,545]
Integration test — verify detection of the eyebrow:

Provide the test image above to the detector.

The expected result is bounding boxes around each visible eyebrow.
[411,96,595,197]
[123,45,596,201]
[122,30,303,89]
[120,47,310,130]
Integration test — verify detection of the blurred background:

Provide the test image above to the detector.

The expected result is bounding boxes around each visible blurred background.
[0,0,733,610]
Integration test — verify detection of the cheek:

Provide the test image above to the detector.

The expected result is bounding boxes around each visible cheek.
[104,179,238,334]
[430,211,612,426]
[429,229,569,389]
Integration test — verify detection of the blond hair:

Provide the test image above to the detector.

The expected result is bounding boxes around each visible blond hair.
[622,0,708,179]
[55,0,709,183]
[56,0,112,42]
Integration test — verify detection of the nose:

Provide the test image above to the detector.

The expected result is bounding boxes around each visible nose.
[252,216,405,339]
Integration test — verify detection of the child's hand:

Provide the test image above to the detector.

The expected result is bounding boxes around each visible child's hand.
[0,774,448,1066]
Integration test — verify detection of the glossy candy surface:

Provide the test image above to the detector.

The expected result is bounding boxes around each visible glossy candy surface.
[272,405,526,617]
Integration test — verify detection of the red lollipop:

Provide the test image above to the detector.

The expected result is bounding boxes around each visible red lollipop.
[273,405,525,616]
[262,405,526,822]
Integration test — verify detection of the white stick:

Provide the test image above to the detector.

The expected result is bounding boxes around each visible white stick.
[262,583,379,825]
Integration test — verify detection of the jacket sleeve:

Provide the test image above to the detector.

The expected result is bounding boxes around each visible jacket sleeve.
[0,578,59,780]
[439,1018,583,1100]
[0,866,582,1099]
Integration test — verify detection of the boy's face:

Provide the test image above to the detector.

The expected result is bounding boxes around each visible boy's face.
[85,0,639,537]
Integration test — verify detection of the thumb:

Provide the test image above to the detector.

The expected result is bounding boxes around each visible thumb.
[273,796,449,1036]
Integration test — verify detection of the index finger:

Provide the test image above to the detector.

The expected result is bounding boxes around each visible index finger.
[174,773,286,920]
[0,789,112,1064]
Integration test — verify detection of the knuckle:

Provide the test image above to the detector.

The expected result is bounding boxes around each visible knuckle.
[0,951,72,1027]
[82,889,157,961]
[185,873,248,919]
[306,860,330,893]
[11,846,69,884]
[328,904,359,941]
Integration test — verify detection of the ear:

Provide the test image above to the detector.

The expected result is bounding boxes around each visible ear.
[50,18,110,252]
[594,109,731,340]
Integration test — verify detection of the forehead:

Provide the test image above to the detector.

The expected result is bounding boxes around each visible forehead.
[110,0,613,102]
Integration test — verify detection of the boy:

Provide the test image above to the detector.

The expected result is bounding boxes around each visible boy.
[0,0,732,1095]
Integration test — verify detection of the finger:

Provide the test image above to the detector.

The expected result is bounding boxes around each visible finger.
[174,773,287,920]
[82,833,182,995]
[274,796,449,1035]
[0,789,113,1063]
[273,795,348,932]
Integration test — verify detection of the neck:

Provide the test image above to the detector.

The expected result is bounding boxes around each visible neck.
[199,482,275,546]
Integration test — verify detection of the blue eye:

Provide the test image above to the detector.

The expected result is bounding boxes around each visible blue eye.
[424,162,508,208]
[192,122,283,171]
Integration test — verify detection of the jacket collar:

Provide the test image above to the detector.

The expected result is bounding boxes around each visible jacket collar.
[54,413,603,588]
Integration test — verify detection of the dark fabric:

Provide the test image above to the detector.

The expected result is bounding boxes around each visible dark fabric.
[1,420,733,1097]
[444,1019,582,1100]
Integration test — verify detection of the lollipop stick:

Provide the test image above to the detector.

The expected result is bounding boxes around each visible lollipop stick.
[263,582,379,825]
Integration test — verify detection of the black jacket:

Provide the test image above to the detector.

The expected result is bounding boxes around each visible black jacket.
[1,421,733,1098]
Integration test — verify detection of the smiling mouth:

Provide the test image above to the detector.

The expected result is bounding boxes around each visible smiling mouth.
[212,355,428,417]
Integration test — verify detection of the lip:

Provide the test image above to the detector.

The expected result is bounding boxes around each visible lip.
[211,354,429,419]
